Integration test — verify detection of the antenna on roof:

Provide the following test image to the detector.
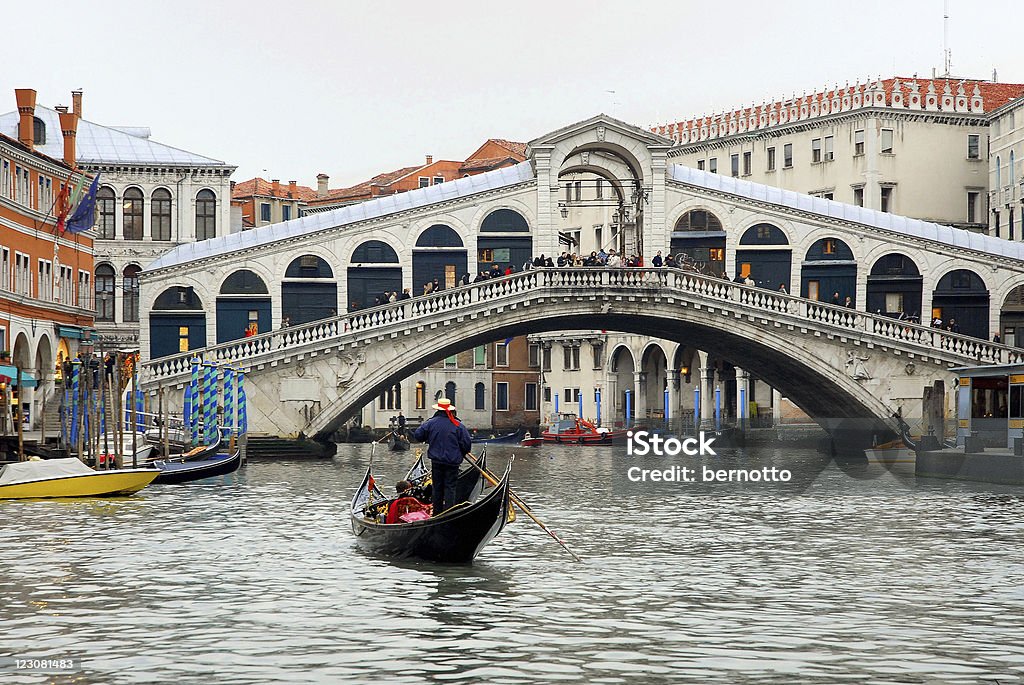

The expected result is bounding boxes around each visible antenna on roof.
[942,0,952,77]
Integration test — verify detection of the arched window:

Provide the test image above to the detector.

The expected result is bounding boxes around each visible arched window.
[123,187,144,240]
[475,382,485,410]
[122,265,141,322]
[481,208,529,232]
[32,117,45,146]
[351,240,399,263]
[220,269,269,294]
[285,255,334,278]
[151,188,172,241]
[415,381,426,410]
[96,186,116,239]
[444,381,456,407]
[196,189,216,241]
[378,384,401,411]
[95,264,115,321]
[415,224,464,247]
[674,209,723,232]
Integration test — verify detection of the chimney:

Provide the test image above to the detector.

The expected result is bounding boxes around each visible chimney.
[14,88,37,150]
[58,110,79,167]
[288,180,297,198]
[425,154,433,165]
[71,89,83,119]
[317,173,329,197]
[271,179,280,196]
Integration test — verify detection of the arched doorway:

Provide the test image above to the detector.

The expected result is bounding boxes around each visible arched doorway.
[672,345,700,426]
[55,337,71,384]
[11,333,33,429]
[866,253,922,320]
[610,346,636,427]
[640,344,668,424]
[801,237,856,305]
[736,223,791,289]
[672,209,726,276]
[932,269,989,339]
[1000,285,1024,346]
[217,269,272,342]
[149,286,206,359]
[283,255,337,323]
[34,336,53,429]
[347,241,401,310]
[478,209,532,273]
[412,224,467,291]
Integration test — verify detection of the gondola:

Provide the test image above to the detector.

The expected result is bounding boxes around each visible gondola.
[471,428,525,444]
[151,449,242,485]
[388,430,410,452]
[350,458,512,563]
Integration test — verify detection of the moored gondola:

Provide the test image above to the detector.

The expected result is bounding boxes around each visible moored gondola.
[151,449,242,485]
[471,428,525,444]
[350,458,512,563]
[388,430,410,452]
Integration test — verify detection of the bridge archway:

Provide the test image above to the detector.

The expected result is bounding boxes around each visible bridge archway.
[801,237,856,305]
[346,242,400,310]
[672,345,701,421]
[866,253,922,320]
[412,224,467,291]
[610,345,636,426]
[1000,285,1024,346]
[150,286,205,358]
[283,255,337,324]
[737,223,791,289]
[640,342,669,423]
[217,269,271,342]
[672,209,726,276]
[932,269,989,339]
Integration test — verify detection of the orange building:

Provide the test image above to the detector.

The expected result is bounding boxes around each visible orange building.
[1,88,95,427]
[231,177,317,229]
[305,140,527,214]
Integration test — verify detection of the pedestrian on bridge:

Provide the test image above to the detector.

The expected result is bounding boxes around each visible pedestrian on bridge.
[413,398,472,514]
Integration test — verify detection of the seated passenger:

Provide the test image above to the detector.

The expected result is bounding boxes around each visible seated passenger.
[386,480,431,523]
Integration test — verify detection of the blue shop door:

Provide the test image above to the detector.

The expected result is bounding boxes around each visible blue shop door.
[150,314,206,359]
[346,268,403,310]
[413,250,468,291]
[801,264,857,305]
[282,282,338,325]
[735,250,791,289]
[217,297,272,343]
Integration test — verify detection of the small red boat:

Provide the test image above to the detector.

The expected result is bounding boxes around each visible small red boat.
[519,435,542,448]
[541,414,628,445]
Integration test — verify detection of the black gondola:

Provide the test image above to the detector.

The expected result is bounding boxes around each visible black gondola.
[388,430,410,452]
[471,428,526,444]
[152,449,242,485]
[350,458,512,563]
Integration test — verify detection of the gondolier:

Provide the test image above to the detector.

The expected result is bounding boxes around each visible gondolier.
[413,398,472,514]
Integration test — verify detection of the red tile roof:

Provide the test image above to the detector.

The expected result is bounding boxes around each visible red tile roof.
[488,139,527,157]
[459,155,520,173]
[232,177,317,201]
[657,76,1024,143]
[307,165,422,205]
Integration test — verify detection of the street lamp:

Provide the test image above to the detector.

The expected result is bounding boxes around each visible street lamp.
[558,202,569,219]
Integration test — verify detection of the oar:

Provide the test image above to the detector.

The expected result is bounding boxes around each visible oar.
[375,430,394,444]
[464,452,582,563]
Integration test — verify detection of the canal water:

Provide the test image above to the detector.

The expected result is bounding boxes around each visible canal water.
[2,444,1024,684]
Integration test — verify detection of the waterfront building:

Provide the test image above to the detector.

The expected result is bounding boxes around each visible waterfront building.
[231,178,316,229]
[655,76,1024,233]
[0,89,95,427]
[0,89,236,348]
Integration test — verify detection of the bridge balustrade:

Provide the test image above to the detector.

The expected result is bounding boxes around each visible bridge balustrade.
[141,266,1024,385]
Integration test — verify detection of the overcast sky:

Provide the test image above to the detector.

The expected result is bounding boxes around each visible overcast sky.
[6,0,1021,188]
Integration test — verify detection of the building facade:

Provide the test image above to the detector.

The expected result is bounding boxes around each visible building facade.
[231,178,316,229]
[656,77,1024,232]
[1,89,96,428]
[0,89,236,348]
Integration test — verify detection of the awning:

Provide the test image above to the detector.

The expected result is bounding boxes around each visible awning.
[0,365,38,388]
[57,326,85,339]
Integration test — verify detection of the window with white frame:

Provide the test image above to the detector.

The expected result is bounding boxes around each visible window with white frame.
[0,159,10,199]
[418,177,429,188]
[78,270,91,309]
[967,134,980,159]
[880,128,894,154]
[528,343,540,367]
[811,138,822,163]
[563,345,580,370]
[59,265,73,305]
[0,247,8,291]
[15,166,30,206]
[495,341,508,367]
[495,382,509,411]
[854,130,865,156]
[15,252,31,296]
[37,259,52,301]
[824,136,834,161]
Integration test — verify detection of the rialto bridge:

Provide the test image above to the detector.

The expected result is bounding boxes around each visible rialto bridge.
[139,115,1024,443]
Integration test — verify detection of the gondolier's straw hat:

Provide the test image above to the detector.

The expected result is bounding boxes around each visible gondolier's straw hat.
[432,398,456,411]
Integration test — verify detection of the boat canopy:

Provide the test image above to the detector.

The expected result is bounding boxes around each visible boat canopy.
[0,458,93,486]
